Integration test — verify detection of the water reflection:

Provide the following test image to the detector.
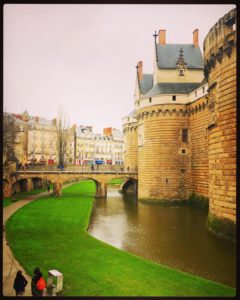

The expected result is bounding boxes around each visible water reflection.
[88,186,236,287]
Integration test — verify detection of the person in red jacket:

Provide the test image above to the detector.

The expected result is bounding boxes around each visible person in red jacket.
[31,267,44,296]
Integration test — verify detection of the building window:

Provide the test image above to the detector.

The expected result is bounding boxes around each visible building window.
[182,149,186,154]
[182,129,188,143]
[202,86,205,93]
[149,97,152,103]
[179,69,184,76]
[172,95,176,101]
[138,124,144,146]
[195,91,197,98]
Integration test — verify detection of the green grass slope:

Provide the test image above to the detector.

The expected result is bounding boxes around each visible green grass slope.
[6,181,235,296]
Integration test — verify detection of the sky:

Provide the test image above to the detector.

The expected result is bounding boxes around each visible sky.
[4,4,235,134]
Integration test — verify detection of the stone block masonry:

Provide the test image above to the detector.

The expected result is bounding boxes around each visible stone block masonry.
[122,8,236,241]
[203,8,236,240]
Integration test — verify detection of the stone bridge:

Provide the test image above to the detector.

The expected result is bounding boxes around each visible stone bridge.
[3,170,138,198]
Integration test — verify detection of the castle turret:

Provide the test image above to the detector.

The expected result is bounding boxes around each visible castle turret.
[122,110,138,172]
[203,8,236,241]
[136,29,204,203]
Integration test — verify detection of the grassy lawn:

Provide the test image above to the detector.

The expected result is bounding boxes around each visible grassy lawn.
[6,181,235,296]
[3,188,47,208]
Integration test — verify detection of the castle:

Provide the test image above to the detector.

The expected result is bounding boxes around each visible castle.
[122,8,236,241]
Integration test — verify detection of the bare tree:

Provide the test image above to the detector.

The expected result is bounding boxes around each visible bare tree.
[56,107,69,169]
[3,113,19,165]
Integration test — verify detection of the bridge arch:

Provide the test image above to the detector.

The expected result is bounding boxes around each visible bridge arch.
[7,171,138,198]
[12,178,28,193]
[120,178,138,195]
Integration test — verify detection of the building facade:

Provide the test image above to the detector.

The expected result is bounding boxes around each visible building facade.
[122,8,236,240]
[76,126,124,166]
[5,111,124,167]
[27,115,57,164]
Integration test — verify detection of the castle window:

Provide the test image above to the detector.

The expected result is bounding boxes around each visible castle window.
[182,149,186,154]
[181,168,185,173]
[182,129,188,143]
[149,97,152,103]
[195,91,197,98]
[179,69,184,76]
[202,86,205,93]
[172,95,176,101]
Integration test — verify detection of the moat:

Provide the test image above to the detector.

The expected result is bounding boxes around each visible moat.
[88,186,236,287]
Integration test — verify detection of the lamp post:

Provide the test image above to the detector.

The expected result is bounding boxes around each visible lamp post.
[81,142,84,173]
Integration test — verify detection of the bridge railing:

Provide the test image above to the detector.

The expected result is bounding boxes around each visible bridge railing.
[13,170,138,175]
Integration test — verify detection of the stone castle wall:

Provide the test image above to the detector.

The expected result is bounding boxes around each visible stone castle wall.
[122,8,236,240]
[123,123,138,171]
[189,97,209,197]
[203,8,236,240]
[137,104,190,201]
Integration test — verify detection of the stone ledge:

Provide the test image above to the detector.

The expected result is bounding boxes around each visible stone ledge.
[206,213,236,242]
[188,193,209,210]
[138,198,188,206]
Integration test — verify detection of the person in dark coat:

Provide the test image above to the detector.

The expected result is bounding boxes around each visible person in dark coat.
[31,267,43,296]
[13,270,28,296]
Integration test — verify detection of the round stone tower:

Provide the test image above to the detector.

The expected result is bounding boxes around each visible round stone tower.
[122,111,138,172]
[137,103,191,203]
[203,8,236,240]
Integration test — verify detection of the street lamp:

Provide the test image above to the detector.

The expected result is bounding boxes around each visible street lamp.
[81,142,84,173]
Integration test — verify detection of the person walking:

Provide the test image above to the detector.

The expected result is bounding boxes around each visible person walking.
[31,267,46,296]
[13,270,28,296]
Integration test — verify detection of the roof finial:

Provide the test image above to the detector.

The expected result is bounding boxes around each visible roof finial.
[153,31,159,62]
[153,31,158,43]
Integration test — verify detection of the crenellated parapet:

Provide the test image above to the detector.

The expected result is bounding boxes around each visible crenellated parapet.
[188,97,208,116]
[123,124,138,133]
[136,106,189,120]
[203,8,236,80]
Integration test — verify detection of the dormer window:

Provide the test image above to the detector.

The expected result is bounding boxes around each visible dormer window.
[172,95,176,101]
[149,97,152,103]
[176,48,187,77]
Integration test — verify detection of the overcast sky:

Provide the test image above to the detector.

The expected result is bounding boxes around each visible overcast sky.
[4,4,235,133]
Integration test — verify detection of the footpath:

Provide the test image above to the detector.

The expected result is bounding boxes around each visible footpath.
[2,184,73,296]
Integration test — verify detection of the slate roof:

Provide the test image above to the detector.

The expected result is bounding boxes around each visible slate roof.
[139,74,153,94]
[144,82,202,97]
[156,44,203,69]
[28,117,52,126]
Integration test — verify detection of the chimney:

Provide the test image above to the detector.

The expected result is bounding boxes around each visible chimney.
[158,29,166,45]
[137,61,143,81]
[193,29,199,47]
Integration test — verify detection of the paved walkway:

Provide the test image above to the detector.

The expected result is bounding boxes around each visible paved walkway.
[3,184,73,296]
[3,191,50,296]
